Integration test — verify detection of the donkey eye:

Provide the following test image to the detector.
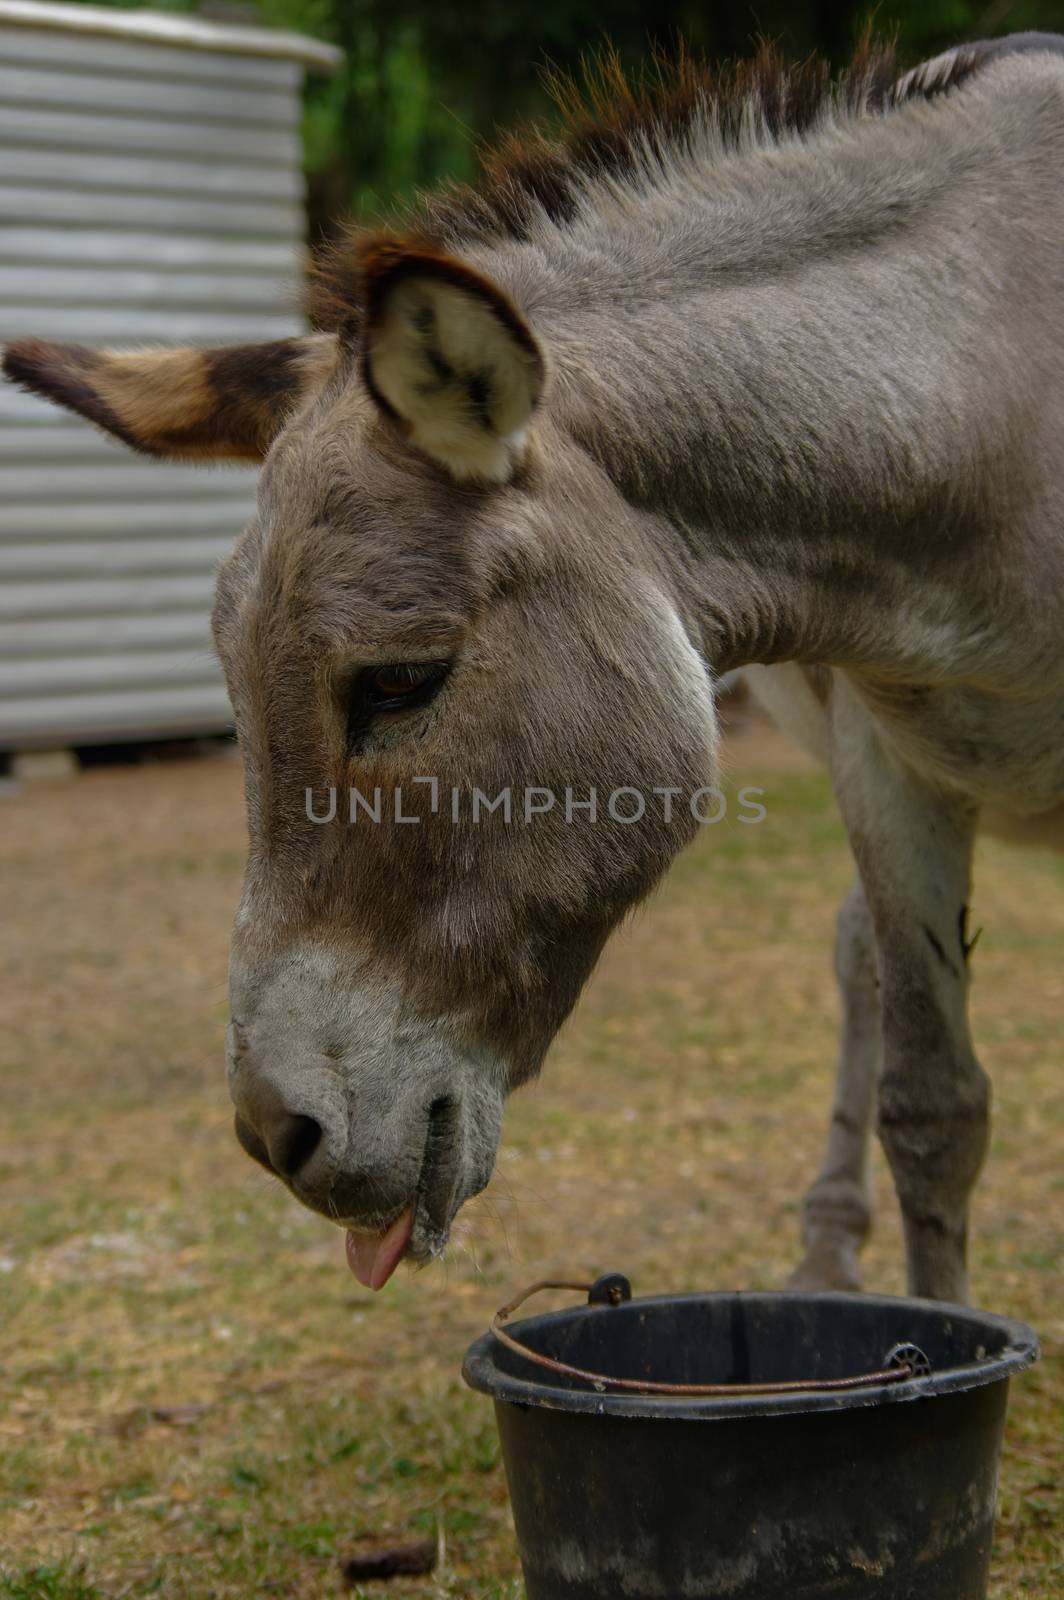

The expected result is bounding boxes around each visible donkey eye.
[366,661,449,705]
[347,660,450,746]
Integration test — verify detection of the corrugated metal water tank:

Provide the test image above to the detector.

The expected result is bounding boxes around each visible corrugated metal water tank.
[0,0,338,749]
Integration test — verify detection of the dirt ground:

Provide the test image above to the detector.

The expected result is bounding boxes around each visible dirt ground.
[1,714,1060,1599]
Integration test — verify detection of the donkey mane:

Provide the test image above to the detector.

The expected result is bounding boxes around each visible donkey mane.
[309,32,983,329]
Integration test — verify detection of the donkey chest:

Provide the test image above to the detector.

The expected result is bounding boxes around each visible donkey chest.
[856,679,1064,820]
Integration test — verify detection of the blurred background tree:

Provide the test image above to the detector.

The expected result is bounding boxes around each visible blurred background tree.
[68,0,1064,238]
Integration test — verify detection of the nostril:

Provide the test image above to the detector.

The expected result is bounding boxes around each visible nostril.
[267,1113,324,1181]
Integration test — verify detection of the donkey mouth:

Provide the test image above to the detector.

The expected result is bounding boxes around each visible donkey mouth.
[346,1096,463,1290]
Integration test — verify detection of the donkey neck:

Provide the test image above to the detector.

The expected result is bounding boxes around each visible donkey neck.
[497,88,1033,676]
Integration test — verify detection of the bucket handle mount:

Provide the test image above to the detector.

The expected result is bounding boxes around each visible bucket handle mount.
[491,1276,930,1397]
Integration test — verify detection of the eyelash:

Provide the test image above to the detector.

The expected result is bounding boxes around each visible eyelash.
[346,659,451,746]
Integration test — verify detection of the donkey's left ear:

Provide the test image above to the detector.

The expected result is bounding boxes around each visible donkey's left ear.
[359,239,544,484]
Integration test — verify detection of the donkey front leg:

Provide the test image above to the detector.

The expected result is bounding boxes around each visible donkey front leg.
[790,874,879,1291]
[833,703,989,1303]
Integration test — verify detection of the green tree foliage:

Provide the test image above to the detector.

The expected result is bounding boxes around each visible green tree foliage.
[66,0,1064,234]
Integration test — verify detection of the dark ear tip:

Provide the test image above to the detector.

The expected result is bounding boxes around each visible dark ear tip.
[3,338,43,386]
[2,337,70,393]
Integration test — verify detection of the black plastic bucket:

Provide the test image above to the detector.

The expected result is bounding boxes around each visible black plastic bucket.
[463,1277,1038,1600]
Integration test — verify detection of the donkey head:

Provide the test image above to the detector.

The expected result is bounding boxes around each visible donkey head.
[3,238,717,1285]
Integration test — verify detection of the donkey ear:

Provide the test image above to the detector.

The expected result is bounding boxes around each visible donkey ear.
[359,239,544,483]
[1,333,338,462]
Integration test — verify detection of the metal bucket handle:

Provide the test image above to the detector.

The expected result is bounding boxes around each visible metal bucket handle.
[490,1275,930,1397]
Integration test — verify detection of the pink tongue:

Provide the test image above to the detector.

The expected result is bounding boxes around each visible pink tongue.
[346,1206,415,1291]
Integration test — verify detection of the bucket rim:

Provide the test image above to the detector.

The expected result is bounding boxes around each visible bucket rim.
[461,1288,1039,1419]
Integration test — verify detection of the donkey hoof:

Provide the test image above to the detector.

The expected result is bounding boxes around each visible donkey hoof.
[787,1245,863,1293]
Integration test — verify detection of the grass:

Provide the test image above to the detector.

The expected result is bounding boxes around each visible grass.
[0,716,1060,1597]
[0,1568,104,1600]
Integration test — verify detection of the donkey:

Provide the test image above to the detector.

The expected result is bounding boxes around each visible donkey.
[5,34,1063,1304]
